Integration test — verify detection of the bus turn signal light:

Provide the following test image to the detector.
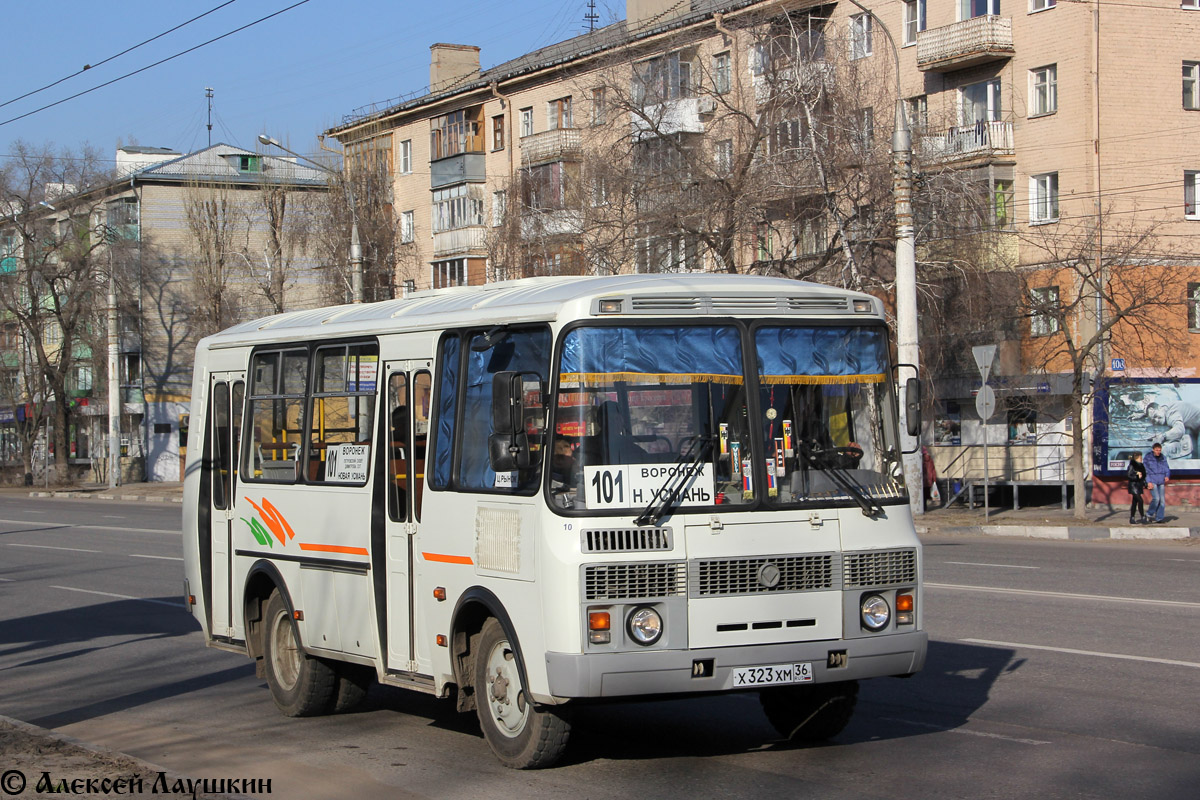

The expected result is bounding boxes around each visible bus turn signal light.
[896,592,914,625]
[292,610,304,621]
[588,609,611,644]
[433,587,446,601]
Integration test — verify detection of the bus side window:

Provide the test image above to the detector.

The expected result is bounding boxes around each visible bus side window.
[387,372,409,522]
[211,381,230,509]
[429,334,461,490]
[412,371,431,520]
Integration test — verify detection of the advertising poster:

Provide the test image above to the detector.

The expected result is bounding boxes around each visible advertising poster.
[1097,379,1200,475]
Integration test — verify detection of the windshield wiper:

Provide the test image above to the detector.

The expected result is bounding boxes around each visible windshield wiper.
[634,434,715,527]
[797,441,886,518]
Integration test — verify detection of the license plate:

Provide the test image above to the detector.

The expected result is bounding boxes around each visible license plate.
[729,662,813,687]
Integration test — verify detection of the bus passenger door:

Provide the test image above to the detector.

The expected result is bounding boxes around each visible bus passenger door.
[382,364,432,672]
[208,372,244,639]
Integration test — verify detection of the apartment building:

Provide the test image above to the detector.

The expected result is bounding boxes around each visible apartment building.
[0,144,329,483]
[327,0,1200,502]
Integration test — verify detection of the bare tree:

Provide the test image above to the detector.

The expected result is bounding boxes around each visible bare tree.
[183,178,244,337]
[311,154,400,303]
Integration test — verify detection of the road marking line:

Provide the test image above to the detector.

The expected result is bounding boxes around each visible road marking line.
[881,717,1051,745]
[49,585,182,608]
[0,520,70,530]
[102,515,126,519]
[927,582,1200,609]
[0,518,178,535]
[944,561,1040,569]
[5,543,101,554]
[130,554,184,561]
[962,638,1200,670]
[1166,559,1200,563]
[0,577,13,581]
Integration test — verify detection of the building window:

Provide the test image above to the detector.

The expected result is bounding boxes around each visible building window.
[1030,286,1060,336]
[237,155,261,173]
[1189,282,1200,331]
[960,0,1000,20]
[521,161,578,211]
[715,139,733,174]
[1185,0,1200,8]
[399,139,412,174]
[431,184,485,233]
[1185,62,1200,109]
[961,79,1002,125]
[1030,172,1059,223]
[491,116,504,151]
[492,190,507,227]
[632,51,695,105]
[547,97,573,130]
[430,108,484,160]
[907,95,928,129]
[854,108,874,154]
[849,13,872,60]
[1030,65,1057,116]
[994,179,1014,227]
[520,107,533,138]
[591,87,607,125]
[713,52,731,94]
[635,232,701,273]
[1031,0,1055,10]
[903,0,926,46]
[1186,171,1200,218]
[400,210,414,243]
[432,258,468,289]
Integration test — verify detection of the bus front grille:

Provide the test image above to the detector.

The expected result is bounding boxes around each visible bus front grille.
[581,527,672,553]
[689,554,835,597]
[843,549,917,588]
[583,562,687,600]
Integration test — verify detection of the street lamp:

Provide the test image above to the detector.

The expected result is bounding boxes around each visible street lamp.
[845,1,922,514]
[257,134,364,304]
[98,224,122,490]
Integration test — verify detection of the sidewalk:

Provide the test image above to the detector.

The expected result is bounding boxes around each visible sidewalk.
[0,481,184,504]
[917,499,1200,541]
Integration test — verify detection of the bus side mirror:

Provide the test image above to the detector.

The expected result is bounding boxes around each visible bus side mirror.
[489,371,533,472]
[905,377,922,438]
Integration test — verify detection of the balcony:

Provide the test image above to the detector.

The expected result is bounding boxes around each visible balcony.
[430,153,485,189]
[632,98,707,139]
[918,121,1014,163]
[520,210,583,238]
[520,128,582,168]
[916,15,1014,72]
[433,226,488,257]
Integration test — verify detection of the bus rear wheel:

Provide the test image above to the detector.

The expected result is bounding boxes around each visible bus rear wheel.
[262,589,335,717]
[760,680,859,742]
[472,618,570,769]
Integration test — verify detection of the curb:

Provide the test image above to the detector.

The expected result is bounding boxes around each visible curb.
[26,491,183,504]
[918,523,1198,540]
[0,713,248,799]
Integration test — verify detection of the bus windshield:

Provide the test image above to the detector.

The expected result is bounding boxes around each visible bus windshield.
[548,323,904,514]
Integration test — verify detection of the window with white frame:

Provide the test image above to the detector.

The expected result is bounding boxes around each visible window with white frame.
[1030,65,1057,116]
[492,190,507,227]
[1030,172,1059,223]
[491,115,504,151]
[1030,0,1055,10]
[1185,0,1200,9]
[907,95,928,130]
[591,87,606,125]
[399,139,412,175]
[635,231,701,273]
[520,107,533,137]
[903,0,926,46]
[715,139,733,174]
[960,0,1000,20]
[432,258,468,289]
[961,79,1002,125]
[849,13,872,60]
[1189,282,1200,331]
[547,96,573,130]
[431,184,485,233]
[1030,286,1060,336]
[632,51,695,105]
[400,210,414,243]
[714,52,731,94]
[1185,62,1200,109]
[854,108,874,155]
[1185,170,1200,218]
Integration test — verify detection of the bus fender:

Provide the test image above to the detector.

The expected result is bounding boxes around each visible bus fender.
[450,587,529,714]
[242,560,306,669]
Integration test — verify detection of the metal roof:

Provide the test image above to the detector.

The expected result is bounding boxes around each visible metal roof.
[134,143,328,186]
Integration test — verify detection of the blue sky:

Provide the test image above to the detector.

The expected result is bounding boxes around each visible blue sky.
[0,0,622,163]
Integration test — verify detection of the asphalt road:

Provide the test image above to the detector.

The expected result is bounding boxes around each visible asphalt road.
[1,496,1197,799]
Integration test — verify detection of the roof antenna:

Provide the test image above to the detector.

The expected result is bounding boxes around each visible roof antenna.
[584,0,599,32]
[205,87,214,147]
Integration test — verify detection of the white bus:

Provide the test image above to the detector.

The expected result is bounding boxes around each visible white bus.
[182,274,926,768]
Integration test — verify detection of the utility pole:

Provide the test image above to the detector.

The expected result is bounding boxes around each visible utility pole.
[205,88,214,148]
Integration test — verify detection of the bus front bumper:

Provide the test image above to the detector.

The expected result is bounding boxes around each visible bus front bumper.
[544,630,927,699]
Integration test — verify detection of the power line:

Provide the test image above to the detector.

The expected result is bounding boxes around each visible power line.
[0,0,240,112]
[0,0,312,129]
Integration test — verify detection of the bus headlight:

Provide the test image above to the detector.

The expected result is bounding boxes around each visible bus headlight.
[860,594,891,632]
[627,606,663,646]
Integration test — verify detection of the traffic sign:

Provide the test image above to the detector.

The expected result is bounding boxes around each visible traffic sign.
[972,345,998,383]
[975,384,996,421]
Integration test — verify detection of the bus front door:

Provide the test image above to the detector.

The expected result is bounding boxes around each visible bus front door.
[208,372,244,640]
[381,364,432,673]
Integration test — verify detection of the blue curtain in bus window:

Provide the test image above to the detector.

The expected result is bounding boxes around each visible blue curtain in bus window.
[459,328,552,491]
[560,326,742,381]
[755,326,887,382]
[431,334,460,489]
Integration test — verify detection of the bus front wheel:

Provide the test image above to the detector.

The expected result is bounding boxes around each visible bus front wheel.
[759,679,859,742]
[472,617,570,769]
[262,589,335,717]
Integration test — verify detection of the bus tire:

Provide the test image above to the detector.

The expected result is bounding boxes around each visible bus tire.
[262,589,335,717]
[760,679,859,742]
[332,663,374,713]
[473,617,570,769]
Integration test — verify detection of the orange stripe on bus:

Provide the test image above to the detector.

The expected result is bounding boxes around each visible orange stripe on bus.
[422,552,473,565]
[298,543,370,556]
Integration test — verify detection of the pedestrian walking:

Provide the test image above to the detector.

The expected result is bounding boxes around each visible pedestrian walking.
[1126,452,1147,524]
[1143,442,1171,523]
